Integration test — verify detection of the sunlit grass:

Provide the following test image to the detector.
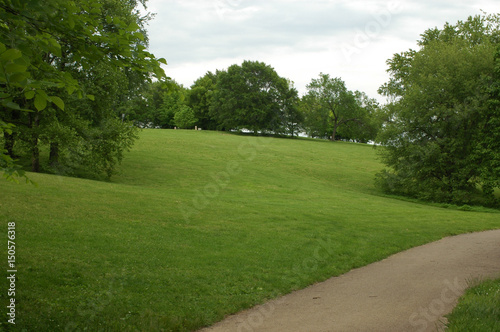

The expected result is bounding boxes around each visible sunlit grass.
[1,129,499,331]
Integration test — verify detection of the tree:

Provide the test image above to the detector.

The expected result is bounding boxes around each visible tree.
[210,60,298,134]
[0,120,28,182]
[336,91,382,143]
[174,105,197,129]
[481,45,500,199]
[302,74,365,141]
[275,79,303,138]
[0,0,166,179]
[145,80,187,128]
[300,93,330,139]
[477,45,500,202]
[187,71,219,130]
[376,14,500,206]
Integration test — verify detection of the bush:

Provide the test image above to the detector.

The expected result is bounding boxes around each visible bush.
[174,106,197,129]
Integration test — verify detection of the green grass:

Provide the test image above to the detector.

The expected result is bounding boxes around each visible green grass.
[1,129,499,331]
[446,278,500,331]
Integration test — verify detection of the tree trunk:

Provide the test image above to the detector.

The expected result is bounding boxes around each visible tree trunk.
[49,142,59,167]
[30,112,40,172]
[331,123,338,141]
[3,131,15,158]
[3,109,20,158]
[31,139,40,172]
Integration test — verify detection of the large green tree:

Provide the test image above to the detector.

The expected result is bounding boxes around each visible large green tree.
[376,14,500,206]
[482,47,500,199]
[0,0,166,179]
[301,74,370,141]
[336,91,382,143]
[187,71,219,130]
[124,80,168,127]
[210,60,299,134]
[126,80,189,129]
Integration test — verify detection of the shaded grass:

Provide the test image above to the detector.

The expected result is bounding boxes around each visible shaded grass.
[1,129,499,331]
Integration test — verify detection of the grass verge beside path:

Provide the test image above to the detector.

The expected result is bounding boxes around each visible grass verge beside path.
[1,129,499,331]
[446,278,500,331]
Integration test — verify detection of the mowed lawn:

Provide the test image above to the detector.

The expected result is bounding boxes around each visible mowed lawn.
[1,129,499,331]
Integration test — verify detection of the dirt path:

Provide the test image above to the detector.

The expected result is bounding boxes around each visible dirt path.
[200,229,500,332]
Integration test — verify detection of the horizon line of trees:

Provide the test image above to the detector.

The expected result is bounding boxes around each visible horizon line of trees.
[125,61,383,143]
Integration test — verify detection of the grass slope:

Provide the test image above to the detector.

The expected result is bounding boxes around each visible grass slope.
[1,129,499,331]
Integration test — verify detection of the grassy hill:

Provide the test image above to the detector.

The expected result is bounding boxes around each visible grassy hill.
[1,129,499,331]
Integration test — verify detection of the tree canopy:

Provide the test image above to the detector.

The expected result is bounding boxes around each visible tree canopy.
[210,60,300,135]
[301,74,379,142]
[187,71,219,130]
[376,14,500,206]
[0,0,166,179]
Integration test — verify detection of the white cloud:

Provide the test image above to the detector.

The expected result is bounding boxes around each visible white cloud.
[143,0,499,101]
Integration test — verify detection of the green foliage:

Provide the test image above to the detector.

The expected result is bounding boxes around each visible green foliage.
[301,74,378,141]
[210,60,300,134]
[376,14,500,206]
[154,82,187,128]
[187,71,220,130]
[126,80,189,129]
[76,118,139,179]
[0,120,29,182]
[480,45,500,201]
[277,79,303,137]
[123,81,168,126]
[0,0,166,179]
[337,91,382,143]
[174,105,197,129]
[300,93,330,139]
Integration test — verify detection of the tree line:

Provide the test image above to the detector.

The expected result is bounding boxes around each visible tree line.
[124,61,383,143]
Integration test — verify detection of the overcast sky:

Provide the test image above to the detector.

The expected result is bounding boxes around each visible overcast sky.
[142,0,497,102]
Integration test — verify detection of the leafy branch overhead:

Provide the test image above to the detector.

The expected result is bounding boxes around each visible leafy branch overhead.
[0,0,167,179]
[0,0,165,111]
